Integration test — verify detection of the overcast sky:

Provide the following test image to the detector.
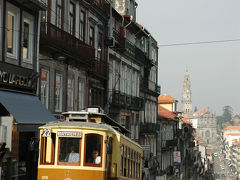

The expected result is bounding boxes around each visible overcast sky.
[136,0,240,115]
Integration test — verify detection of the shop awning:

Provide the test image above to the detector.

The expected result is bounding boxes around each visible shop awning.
[0,91,57,132]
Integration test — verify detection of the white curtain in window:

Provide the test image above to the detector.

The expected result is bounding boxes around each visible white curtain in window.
[78,79,85,111]
[131,125,134,139]
[22,12,34,63]
[67,78,74,111]
[6,3,20,59]
[115,61,120,91]
[109,60,113,91]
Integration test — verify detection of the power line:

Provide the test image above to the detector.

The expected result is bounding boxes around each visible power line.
[158,38,240,47]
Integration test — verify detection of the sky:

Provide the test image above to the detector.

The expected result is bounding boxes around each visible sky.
[136,0,240,115]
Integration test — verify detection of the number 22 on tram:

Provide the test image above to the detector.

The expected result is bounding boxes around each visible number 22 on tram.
[37,121,143,180]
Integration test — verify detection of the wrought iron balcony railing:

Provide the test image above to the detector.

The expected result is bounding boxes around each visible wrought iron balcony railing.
[111,30,149,64]
[111,90,144,110]
[162,139,178,149]
[40,22,95,63]
[135,47,146,63]
[15,0,47,10]
[89,59,109,79]
[155,84,161,94]
[139,122,160,134]
[113,29,125,47]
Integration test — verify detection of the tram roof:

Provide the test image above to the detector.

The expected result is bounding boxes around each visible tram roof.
[39,121,142,149]
[40,121,118,132]
[62,109,131,134]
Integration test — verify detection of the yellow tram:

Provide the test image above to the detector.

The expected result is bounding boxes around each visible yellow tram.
[37,109,142,180]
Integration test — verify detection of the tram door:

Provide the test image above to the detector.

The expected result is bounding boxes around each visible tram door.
[106,137,113,180]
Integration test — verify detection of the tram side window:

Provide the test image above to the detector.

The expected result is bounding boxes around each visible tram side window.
[84,134,102,166]
[120,145,124,176]
[58,138,80,165]
[40,133,56,165]
[124,146,127,176]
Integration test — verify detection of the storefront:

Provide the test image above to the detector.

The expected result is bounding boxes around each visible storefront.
[0,63,57,179]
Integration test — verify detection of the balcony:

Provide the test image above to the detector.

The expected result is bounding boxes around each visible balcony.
[135,47,146,63]
[40,22,95,65]
[155,85,161,94]
[113,29,125,47]
[125,39,136,57]
[87,0,111,16]
[15,0,47,10]
[88,59,109,79]
[111,90,144,110]
[162,139,178,149]
[140,122,160,134]
[111,30,149,65]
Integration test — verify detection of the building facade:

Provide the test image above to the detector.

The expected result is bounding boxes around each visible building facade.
[192,110,218,148]
[157,94,179,180]
[0,0,160,178]
[39,0,109,117]
[0,0,57,179]
[107,0,159,169]
[230,142,240,175]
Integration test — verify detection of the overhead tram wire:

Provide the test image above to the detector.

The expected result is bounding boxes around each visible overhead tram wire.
[158,38,240,47]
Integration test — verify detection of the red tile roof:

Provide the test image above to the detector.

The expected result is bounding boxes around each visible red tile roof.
[193,109,207,115]
[226,133,240,136]
[223,126,240,130]
[181,117,192,125]
[158,105,177,120]
[233,142,240,145]
[158,94,177,103]
[206,152,211,156]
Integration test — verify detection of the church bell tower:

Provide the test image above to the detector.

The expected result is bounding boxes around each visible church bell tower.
[182,70,192,115]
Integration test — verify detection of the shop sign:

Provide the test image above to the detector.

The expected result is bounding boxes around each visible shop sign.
[141,144,150,151]
[0,62,38,93]
[173,151,181,166]
[57,131,82,137]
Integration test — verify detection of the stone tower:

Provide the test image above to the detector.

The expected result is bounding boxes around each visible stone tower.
[182,70,192,115]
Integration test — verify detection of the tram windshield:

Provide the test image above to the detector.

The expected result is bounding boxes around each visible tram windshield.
[58,138,81,165]
[40,133,56,165]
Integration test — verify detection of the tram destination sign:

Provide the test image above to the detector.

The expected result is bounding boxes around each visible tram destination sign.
[58,131,82,137]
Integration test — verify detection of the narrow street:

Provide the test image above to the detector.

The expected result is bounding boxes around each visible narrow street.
[214,154,233,180]
[213,139,236,180]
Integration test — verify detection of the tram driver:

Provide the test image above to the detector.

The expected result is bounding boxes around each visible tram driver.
[89,150,101,164]
[65,145,79,163]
